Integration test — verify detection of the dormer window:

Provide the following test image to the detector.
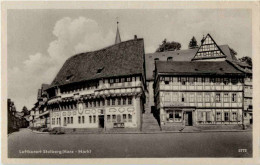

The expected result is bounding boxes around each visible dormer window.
[66,75,74,81]
[97,67,104,74]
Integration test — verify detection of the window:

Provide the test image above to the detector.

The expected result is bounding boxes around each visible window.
[93,116,96,123]
[205,93,210,102]
[112,98,115,105]
[126,77,132,82]
[181,77,186,85]
[89,116,92,123]
[71,117,73,124]
[123,114,127,122]
[67,117,70,124]
[112,115,116,122]
[118,98,121,105]
[173,93,178,102]
[85,102,88,108]
[107,115,111,122]
[198,112,204,121]
[216,78,221,84]
[169,111,173,120]
[78,116,81,124]
[231,78,238,85]
[210,78,215,83]
[189,77,194,85]
[224,93,229,102]
[206,112,211,121]
[64,117,66,124]
[224,112,229,121]
[215,93,221,102]
[128,114,132,122]
[56,118,59,125]
[82,116,85,123]
[128,97,132,105]
[205,78,210,85]
[89,101,92,107]
[107,99,110,106]
[102,100,105,106]
[232,93,237,102]
[216,112,222,121]
[197,93,202,102]
[181,94,185,102]
[223,78,229,85]
[165,92,171,102]
[174,110,182,122]
[190,93,195,102]
[93,101,96,107]
[52,118,55,125]
[232,112,237,121]
[123,98,126,105]
[97,101,100,107]
[165,80,170,85]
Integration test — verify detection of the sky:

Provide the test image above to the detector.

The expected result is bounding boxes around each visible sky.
[7,9,252,111]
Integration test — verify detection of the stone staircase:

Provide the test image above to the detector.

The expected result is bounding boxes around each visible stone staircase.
[142,106,161,132]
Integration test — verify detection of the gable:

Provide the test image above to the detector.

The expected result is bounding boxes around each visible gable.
[192,34,226,61]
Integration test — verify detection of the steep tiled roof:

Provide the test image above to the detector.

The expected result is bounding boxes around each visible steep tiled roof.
[50,38,145,88]
[145,45,235,80]
[156,61,245,76]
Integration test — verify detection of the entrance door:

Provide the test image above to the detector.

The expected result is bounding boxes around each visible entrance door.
[185,111,193,126]
[98,115,104,128]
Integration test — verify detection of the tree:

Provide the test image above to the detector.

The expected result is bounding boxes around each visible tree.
[239,56,252,67]
[156,39,181,52]
[21,106,29,116]
[188,36,198,49]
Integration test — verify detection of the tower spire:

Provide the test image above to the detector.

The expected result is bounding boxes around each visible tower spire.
[115,18,121,44]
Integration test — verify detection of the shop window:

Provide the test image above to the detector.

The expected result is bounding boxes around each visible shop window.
[232,93,237,102]
[232,112,237,121]
[118,98,121,105]
[128,114,132,122]
[71,117,73,124]
[215,93,221,102]
[107,115,111,122]
[206,112,211,121]
[174,110,182,122]
[198,112,204,121]
[224,112,229,121]
[112,115,116,122]
[224,93,229,102]
[78,116,81,124]
[93,116,96,123]
[216,112,222,121]
[123,114,127,122]
[169,112,173,120]
[128,97,132,105]
[89,116,92,123]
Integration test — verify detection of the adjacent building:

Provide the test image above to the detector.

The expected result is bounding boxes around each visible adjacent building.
[46,33,146,131]
[153,34,250,129]
[29,84,50,128]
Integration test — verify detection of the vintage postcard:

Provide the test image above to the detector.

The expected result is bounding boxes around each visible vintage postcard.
[1,1,260,164]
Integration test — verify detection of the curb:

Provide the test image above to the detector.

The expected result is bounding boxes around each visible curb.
[28,128,252,135]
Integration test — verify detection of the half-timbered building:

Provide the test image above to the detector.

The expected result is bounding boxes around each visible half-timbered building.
[154,61,245,128]
[46,33,146,131]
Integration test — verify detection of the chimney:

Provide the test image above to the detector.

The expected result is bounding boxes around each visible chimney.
[134,35,137,40]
